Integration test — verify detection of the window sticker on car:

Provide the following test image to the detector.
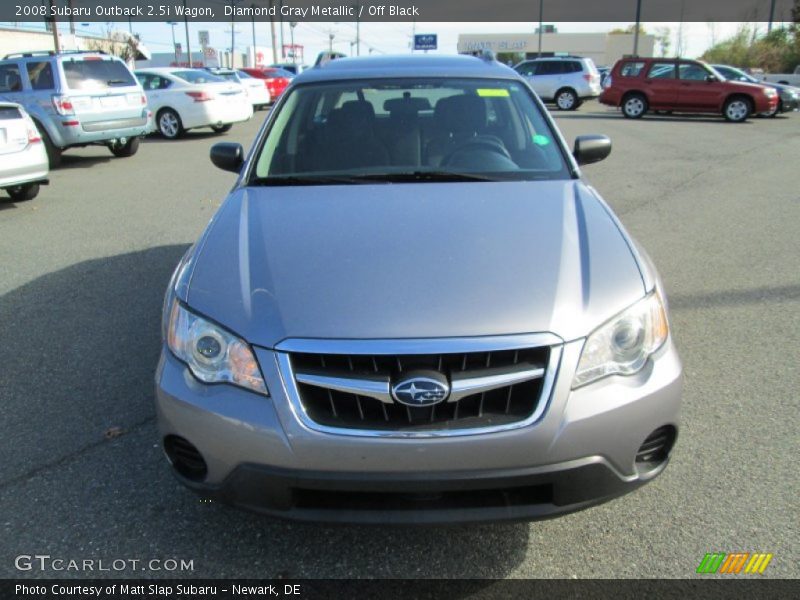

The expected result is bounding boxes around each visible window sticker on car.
[477,88,510,97]
[533,134,550,146]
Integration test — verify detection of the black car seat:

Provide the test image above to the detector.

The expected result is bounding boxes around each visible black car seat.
[317,100,389,171]
[424,94,505,167]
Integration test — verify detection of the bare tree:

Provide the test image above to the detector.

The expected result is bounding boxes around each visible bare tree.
[655,27,672,57]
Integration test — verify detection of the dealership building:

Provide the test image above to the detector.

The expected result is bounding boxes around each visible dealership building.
[457,32,655,67]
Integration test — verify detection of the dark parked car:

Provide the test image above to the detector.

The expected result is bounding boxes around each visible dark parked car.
[600,57,779,122]
[712,64,799,116]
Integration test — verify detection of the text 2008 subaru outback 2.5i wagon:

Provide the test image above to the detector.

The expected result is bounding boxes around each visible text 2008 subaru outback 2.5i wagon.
[156,55,682,524]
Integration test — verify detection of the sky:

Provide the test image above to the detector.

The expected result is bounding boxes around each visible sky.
[4,20,780,64]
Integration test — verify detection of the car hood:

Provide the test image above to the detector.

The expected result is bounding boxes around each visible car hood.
[186,180,646,348]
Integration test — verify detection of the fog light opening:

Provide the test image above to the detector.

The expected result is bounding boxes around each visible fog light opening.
[635,425,676,474]
[164,435,208,482]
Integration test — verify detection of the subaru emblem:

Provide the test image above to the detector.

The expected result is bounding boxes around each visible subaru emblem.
[391,370,450,407]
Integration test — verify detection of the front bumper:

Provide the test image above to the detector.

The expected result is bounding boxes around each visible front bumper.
[779,95,799,112]
[155,337,682,523]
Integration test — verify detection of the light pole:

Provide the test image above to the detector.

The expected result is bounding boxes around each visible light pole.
[268,0,278,64]
[279,0,285,59]
[167,21,178,65]
[329,33,335,53]
[251,3,257,68]
[182,0,191,67]
[633,0,642,56]
[289,22,297,64]
[537,0,544,57]
[767,0,777,34]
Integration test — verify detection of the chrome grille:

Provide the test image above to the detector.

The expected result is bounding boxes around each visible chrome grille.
[288,347,552,432]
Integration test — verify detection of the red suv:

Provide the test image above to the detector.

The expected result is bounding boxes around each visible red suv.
[600,58,778,122]
[239,67,292,102]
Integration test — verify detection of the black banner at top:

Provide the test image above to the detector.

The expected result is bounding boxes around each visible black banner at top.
[3,0,799,23]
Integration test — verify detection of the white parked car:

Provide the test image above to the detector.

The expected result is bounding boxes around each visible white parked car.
[234,70,272,109]
[134,68,253,139]
[514,56,602,110]
[0,101,48,201]
[202,68,271,111]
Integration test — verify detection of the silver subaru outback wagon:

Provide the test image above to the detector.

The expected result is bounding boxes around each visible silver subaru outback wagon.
[156,55,682,524]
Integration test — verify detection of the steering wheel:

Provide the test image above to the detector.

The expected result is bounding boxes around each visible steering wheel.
[441,136,512,167]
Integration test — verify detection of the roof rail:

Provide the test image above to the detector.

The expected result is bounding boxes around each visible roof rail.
[4,49,108,60]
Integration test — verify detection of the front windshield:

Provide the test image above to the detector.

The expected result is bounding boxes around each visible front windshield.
[251,78,570,184]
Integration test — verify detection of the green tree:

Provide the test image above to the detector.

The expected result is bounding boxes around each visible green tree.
[701,24,799,72]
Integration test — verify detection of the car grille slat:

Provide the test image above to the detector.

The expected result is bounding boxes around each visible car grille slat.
[290,346,550,432]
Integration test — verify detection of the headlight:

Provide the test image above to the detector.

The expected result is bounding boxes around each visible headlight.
[572,291,669,388]
[764,88,778,97]
[166,299,268,395]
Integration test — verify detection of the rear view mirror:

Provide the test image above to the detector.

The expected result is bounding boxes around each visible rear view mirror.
[573,135,612,166]
[210,143,244,173]
[706,74,718,83]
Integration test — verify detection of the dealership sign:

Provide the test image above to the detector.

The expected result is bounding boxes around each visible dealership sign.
[414,34,437,50]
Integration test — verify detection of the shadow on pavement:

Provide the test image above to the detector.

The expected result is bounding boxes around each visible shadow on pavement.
[57,153,115,170]
[0,244,189,485]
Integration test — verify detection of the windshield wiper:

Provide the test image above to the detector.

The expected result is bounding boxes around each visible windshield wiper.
[249,171,502,186]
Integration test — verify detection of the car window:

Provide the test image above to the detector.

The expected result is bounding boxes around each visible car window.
[536,62,562,76]
[620,61,646,77]
[61,58,137,90]
[514,62,536,77]
[171,70,224,84]
[236,70,253,79]
[0,63,23,92]
[26,61,55,90]
[251,78,570,183]
[647,63,676,79]
[679,63,710,81]
[565,62,582,73]
[0,105,23,119]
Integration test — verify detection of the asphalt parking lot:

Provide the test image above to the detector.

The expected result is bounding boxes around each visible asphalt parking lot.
[1,103,797,579]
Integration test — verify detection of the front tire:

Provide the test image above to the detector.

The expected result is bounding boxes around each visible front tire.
[723,96,752,122]
[211,124,233,133]
[6,183,40,202]
[555,88,578,111]
[157,108,184,139]
[109,137,140,157]
[622,94,648,118]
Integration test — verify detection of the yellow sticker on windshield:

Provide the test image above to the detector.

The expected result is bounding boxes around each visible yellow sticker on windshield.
[477,88,510,97]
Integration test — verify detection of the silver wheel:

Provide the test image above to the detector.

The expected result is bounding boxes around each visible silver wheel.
[724,99,750,122]
[623,96,646,118]
[158,110,181,138]
[556,90,577,110]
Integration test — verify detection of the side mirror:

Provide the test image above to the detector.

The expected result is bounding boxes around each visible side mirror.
[573,135,611,166]
[210,142,244,173]
[705,74,718,83]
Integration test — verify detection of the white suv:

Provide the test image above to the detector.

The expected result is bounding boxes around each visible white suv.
[514,56,602,110]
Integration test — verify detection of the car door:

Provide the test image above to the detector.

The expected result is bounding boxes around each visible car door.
[531,61,563,99]
[677,62,725,110]
[642,61,678,108]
